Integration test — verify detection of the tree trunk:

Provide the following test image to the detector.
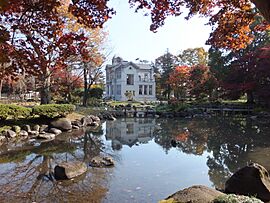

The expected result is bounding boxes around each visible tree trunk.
[167,85,171,100]
[40,67,51,104]
[0,79,2,100]
[83,65,88,107]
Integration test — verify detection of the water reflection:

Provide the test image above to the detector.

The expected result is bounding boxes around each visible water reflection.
[106,118,156,150]
[0,117,270,202]
[153,117,270,189]
[0,127,113,203]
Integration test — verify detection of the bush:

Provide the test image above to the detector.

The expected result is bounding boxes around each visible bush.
[87,98,103,107]
[156,100,190,113]
[0,104,31,120]
[32,104,75,118]
[89,87,103,99]
[213,194,263,203]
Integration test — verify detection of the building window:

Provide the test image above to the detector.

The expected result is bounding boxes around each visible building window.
[127,74,134,85]
[149,85,153,95]
[116,85,121,95]
[106,85,109,95]
[144,85,148,95]
[111,85,114,95]
[139,85,143,95]
[139,75,141,81]
[116,69,121,79]
[144,73,148,81]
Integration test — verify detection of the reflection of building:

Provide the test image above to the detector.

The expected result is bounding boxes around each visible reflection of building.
[105,57,156,101]
[105,118,156,150]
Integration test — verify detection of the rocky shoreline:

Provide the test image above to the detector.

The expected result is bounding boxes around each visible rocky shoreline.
[160,163,270,203]
[0,112,117,145]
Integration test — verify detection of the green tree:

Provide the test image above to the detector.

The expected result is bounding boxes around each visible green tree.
[155,51,178,100]
[178,47,208,66]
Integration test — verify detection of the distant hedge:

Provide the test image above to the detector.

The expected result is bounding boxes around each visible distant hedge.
[32,104,76,118]
[0,104,31,120]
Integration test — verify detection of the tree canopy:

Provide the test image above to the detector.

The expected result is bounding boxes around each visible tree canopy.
[0,0,269,51]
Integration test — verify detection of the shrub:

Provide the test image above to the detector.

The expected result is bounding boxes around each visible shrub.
[156,100,190,113]
[32,104,75,118]
[87,98,103,107]
[89,87,104,99]
[0,104,31,120]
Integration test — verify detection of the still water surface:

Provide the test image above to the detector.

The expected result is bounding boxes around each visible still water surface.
[0,117,270,202]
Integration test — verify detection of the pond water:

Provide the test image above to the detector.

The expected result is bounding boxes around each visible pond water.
[1,117,270,202]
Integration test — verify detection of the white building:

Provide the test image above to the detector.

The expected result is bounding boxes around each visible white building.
[105,57,156,101]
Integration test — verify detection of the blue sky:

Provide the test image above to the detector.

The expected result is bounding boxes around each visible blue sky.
[105,0,212,63]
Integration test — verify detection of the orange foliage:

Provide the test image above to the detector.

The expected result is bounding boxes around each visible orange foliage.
[168,66,190,89]
[0,0,269,52]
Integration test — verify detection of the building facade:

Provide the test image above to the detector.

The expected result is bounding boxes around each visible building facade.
[105,57,156,101]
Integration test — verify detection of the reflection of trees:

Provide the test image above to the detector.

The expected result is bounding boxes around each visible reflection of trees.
[154,119,186,153]
[0,126,112,202]
[154,117,270,189]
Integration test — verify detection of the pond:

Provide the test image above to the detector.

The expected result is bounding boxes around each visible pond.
[1,117,270,202]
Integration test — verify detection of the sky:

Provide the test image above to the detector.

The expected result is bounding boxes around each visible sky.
[105,0,213,63]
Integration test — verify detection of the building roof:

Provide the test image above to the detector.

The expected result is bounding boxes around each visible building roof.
[106,60,153,71]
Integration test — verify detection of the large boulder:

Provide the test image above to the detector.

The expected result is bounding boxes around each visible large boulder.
[50,118,72,131]
[160,185,224,203]
[225,163,270,202]
[54,161,87,180]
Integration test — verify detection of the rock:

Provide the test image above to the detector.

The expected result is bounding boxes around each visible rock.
[90,156,114,167]
[6,130,17,138]
[38,133,56,140]
[54,161,87,180]
[225,163,270,202]
[29,131,39,137]
[39,124,49,133]
[12,125,21,134]
[160,185,224,203]
[81,116,93,126]
[72,125,80,130]
[71,120,83,128]
[102,112,116,121]
[89,115,101,123]
[49,128,62,135]
[19,130,28,137]
[22,125,31,132]
[0,135,6,142]
[32,124,40,132]
[89,121,99,127]
[213,194,263,203]
[50,118,72,131]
